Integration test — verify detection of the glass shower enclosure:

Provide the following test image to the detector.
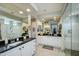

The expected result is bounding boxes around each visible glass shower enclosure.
[62,3,79,56]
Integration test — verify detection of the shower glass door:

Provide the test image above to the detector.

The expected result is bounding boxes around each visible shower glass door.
[62,4,72,56]
[63,3,79,56]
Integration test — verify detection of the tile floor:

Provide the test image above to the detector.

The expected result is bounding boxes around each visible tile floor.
[35,44,65,56]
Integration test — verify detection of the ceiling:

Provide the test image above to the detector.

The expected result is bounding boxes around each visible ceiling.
[32,3,65,15]
[0,3,66,23]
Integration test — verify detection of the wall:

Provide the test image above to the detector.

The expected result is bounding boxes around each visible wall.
[0,17,5,40]
[31,19,37,38]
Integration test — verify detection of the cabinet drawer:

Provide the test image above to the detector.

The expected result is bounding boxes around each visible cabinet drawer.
[6,46,21,56]
[0,53,6,56]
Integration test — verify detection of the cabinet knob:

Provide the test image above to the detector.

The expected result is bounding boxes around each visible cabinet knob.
[22,47,24,48]
[19,48,21,50]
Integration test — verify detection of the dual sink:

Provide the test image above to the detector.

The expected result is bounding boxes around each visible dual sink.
[7,41,23,49]
[7,38,31,49]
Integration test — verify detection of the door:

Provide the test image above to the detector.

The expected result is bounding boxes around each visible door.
[21,40,36,56]
[0,52,6,56]
[6,46,21,56]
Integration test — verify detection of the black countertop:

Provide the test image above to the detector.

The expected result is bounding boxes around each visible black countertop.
[0,38,35,54]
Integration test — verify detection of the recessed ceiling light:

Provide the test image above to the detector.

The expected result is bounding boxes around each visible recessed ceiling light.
[26,8,31,12]
[54,16,56,19]
[19,11,23,14]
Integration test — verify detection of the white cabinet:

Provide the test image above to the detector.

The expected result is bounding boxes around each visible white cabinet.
[6,46,21,56]
[21,43,29,56]
[0,46,21,56]
[0,39,36,56]
[37,36,63,48]
[0,52,6,56]
[21,40,36,56]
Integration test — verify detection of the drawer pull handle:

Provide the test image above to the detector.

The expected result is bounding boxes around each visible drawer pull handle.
[19,48,21,50]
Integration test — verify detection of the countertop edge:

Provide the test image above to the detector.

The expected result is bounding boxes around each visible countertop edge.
[0,38,36,54]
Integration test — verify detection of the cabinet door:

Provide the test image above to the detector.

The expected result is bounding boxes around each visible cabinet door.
[37,36,41,45]
[0,52,6,56]
[21,40,36,56]
[6,46,21,56]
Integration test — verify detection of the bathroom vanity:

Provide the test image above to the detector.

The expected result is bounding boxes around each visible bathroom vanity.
[0,38,36,56]
[37,36,63,49]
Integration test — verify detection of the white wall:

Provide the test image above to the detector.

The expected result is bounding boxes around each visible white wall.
[31,21,37,38]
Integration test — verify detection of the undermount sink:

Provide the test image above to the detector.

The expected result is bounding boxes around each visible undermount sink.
[7,41,23,48]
